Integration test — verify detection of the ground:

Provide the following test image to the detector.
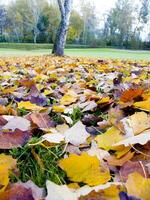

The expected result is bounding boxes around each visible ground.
[0,55,150,199]
[0,47,150,60]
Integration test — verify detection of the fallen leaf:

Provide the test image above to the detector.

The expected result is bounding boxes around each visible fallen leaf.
[120,88,143,103]
[121,112,150,136]
[52,105,66,113]
[64,121,90,146]
[0,129,31,149]
[126,172,150,200]
[0,154,17,192]
[134,98,150,111]
[2,116,30,131]
[30,113,55,129]
[46,180,121,200]
[119,192,141,200]
[95,126,123,150]
[114,129,150,147]
[87,141,110,161]
[82,101,97,112]
[18,101,44,111]
[105,151,134,166]
[59,152,110,186]
[120,161,149,181]
[0,185,35,200]
[42,133,64,144]
[79,185,121,200]
[60,90,78,106]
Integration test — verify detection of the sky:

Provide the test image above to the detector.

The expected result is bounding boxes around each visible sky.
[1,0,117,15]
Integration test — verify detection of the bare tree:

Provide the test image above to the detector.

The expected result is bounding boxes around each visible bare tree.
[52,0,73,56]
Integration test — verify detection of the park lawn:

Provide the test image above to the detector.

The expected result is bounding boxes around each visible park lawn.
[0,48,150,60]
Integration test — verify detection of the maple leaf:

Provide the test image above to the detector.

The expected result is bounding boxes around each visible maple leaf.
[120,88,144,103]
[59,152,111,186]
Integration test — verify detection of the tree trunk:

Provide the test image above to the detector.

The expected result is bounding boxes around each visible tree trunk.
[52,0,73,56]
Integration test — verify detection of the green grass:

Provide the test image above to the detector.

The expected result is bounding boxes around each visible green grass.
[0,48,149,60]
[0,43,88,50]
[9,140,66,188]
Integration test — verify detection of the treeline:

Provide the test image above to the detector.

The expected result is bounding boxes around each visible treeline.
[0,0,150,49]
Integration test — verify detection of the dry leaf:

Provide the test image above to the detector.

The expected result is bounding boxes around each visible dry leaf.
[120,88,143,103]
[59,152,110,186]
[105,151,134,166]
[95,126,123,150]
[134,98,150,111]
[0,154,17,192]
[2,116,30,131]
[121,112,150,136]
[114,129,150,147]
[120,161,149,181]
[64,121,90,146]
[0,129,31,149]
[126,172,150,200]
[30,113,55,129]
[18,101,44,111]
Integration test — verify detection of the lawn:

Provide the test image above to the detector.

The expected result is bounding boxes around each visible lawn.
[0,48,150,60]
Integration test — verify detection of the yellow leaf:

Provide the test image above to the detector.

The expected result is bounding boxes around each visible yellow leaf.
[52,105,65,113]
[115,146,131,159]
[126,172,150,200]
[59,152,110,186]
[122,112,150,136]
[44,89,53,96]
[18,101,44,111]
[0,154,16,193]
[60,91,78,106]
[2,86,17,94]
[0,154,16,169]
[95,126,123,151]
[97,97,110,104]
[134,98,150,111]
[0,165,9,192]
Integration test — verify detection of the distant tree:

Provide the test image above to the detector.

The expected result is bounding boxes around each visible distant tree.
[0,6,7,36]
[52,0,73,56]
[140,0,150,24]
[80,0,98,46]
[67,10,84,43]
[104,0,134,48]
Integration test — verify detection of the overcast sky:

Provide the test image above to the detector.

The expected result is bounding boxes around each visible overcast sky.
[1,0,117,15]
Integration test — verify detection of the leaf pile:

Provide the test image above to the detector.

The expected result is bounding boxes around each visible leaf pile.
[0,55,150,199]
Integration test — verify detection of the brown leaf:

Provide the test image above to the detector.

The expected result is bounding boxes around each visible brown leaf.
[120,88,144,103]
[30,113,55,129]
[105,151,134,166]
[0,129,31,149]
[0,185,35,200]
[120,161,149,181]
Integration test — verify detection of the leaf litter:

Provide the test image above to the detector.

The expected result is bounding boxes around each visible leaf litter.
[0,55,150,199]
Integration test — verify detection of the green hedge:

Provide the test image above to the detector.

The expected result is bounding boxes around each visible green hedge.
[0,43,89,50]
